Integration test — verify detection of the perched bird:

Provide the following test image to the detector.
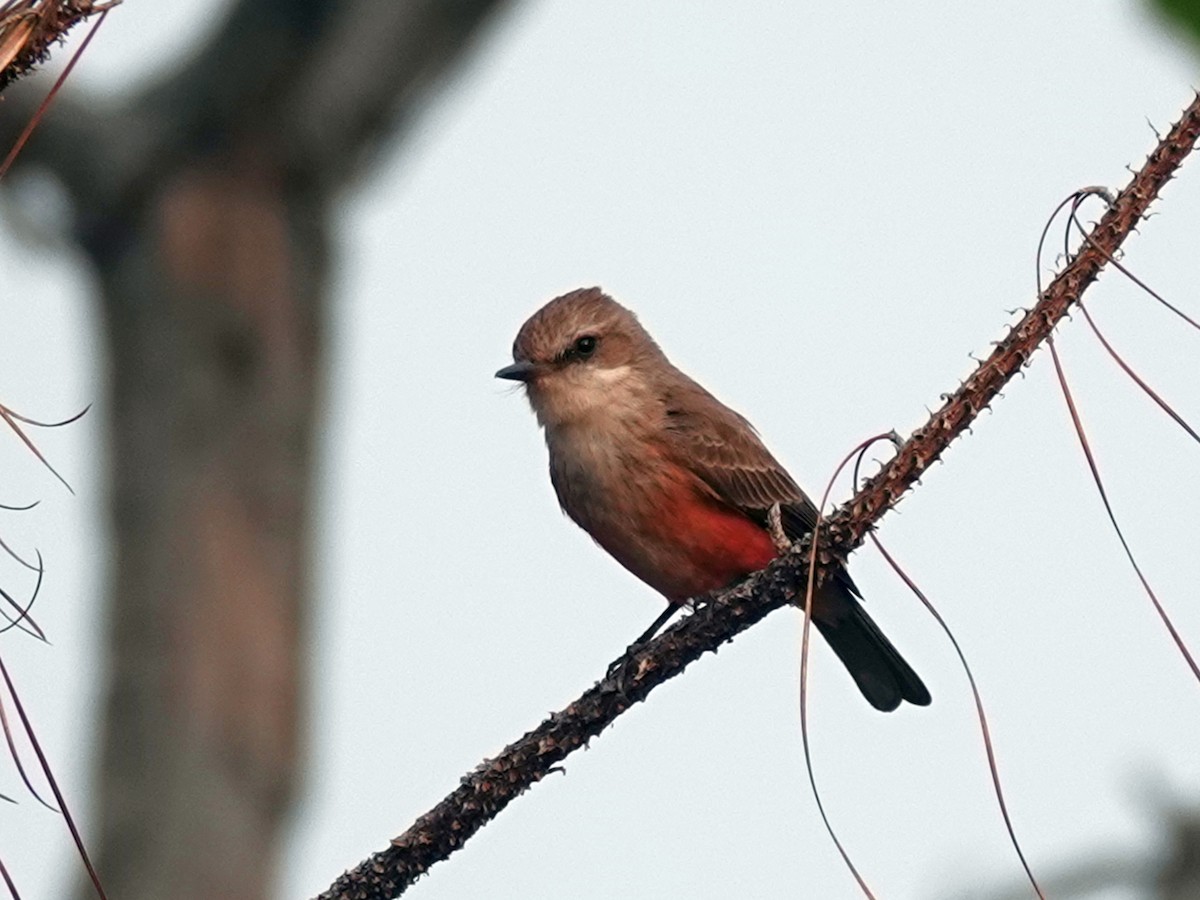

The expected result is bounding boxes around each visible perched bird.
[496,287,930,712]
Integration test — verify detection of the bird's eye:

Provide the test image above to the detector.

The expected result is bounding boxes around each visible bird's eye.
[573,335,598,357]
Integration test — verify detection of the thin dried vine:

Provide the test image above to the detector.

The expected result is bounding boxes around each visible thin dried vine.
[316,92,1200,900]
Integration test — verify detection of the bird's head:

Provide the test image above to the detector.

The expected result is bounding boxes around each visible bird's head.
[496,287,666,429]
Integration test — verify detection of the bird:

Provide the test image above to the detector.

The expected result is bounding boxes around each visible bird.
[496,287,930,712]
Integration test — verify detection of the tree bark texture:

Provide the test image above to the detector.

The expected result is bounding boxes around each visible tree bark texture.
[0,2,512,898]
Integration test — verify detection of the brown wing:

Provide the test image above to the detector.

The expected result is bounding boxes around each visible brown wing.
[658,374,928,709]
[658,376,821,541]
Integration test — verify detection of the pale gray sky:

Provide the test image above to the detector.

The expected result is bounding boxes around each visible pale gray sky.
[1,3,1199,898]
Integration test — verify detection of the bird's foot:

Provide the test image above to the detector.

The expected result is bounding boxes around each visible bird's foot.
[766,502,791,553]
[606,641,640,680]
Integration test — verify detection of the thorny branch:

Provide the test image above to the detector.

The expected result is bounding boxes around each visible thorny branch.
[0,0,115,92]
[317,92,1200,900]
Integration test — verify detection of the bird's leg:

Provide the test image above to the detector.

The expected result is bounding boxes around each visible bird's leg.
[766,502,790,553]
[606,602,679,682]
[633,601,679,647]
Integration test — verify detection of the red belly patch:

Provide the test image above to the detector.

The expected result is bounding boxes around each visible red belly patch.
[661,492,778,599]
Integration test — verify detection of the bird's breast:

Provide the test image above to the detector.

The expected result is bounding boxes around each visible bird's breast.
[547,424,777,603]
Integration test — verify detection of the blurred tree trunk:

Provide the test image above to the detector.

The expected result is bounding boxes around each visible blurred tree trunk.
[0,2,511,898]
[1159,811,1200,900]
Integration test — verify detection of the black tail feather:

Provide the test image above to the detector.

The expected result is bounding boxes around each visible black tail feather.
[813,588,930,712]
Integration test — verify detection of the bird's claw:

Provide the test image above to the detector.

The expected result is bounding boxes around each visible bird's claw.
[606,637,653,697]
[766,502,790,553]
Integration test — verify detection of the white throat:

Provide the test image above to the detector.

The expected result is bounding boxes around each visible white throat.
[532,363,646,430]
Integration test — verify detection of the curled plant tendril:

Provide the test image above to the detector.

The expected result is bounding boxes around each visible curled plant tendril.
[1057,198,1200,445]
[0,856,19,900]
[1033,187,1115,298]
[0,402,90,495]
[0,676,57,812]
[1065,196,1200,334]
[0,404,90,428]
[0,550,45,642]
[0,654,108,898]
[0,509,47,641]
[797,431,907,900]
[0,533,38,571]
[1036,191,1200,687]
[849,449,1045,899]
[1047,337,1200,685]
[1074,300,1200,445]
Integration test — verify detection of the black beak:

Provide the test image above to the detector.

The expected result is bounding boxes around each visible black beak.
[495,360,537,382]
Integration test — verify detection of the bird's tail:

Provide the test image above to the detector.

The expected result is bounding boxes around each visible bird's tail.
[813,587,930,712]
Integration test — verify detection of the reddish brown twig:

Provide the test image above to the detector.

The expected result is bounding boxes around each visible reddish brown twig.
[316,93,1200,900]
